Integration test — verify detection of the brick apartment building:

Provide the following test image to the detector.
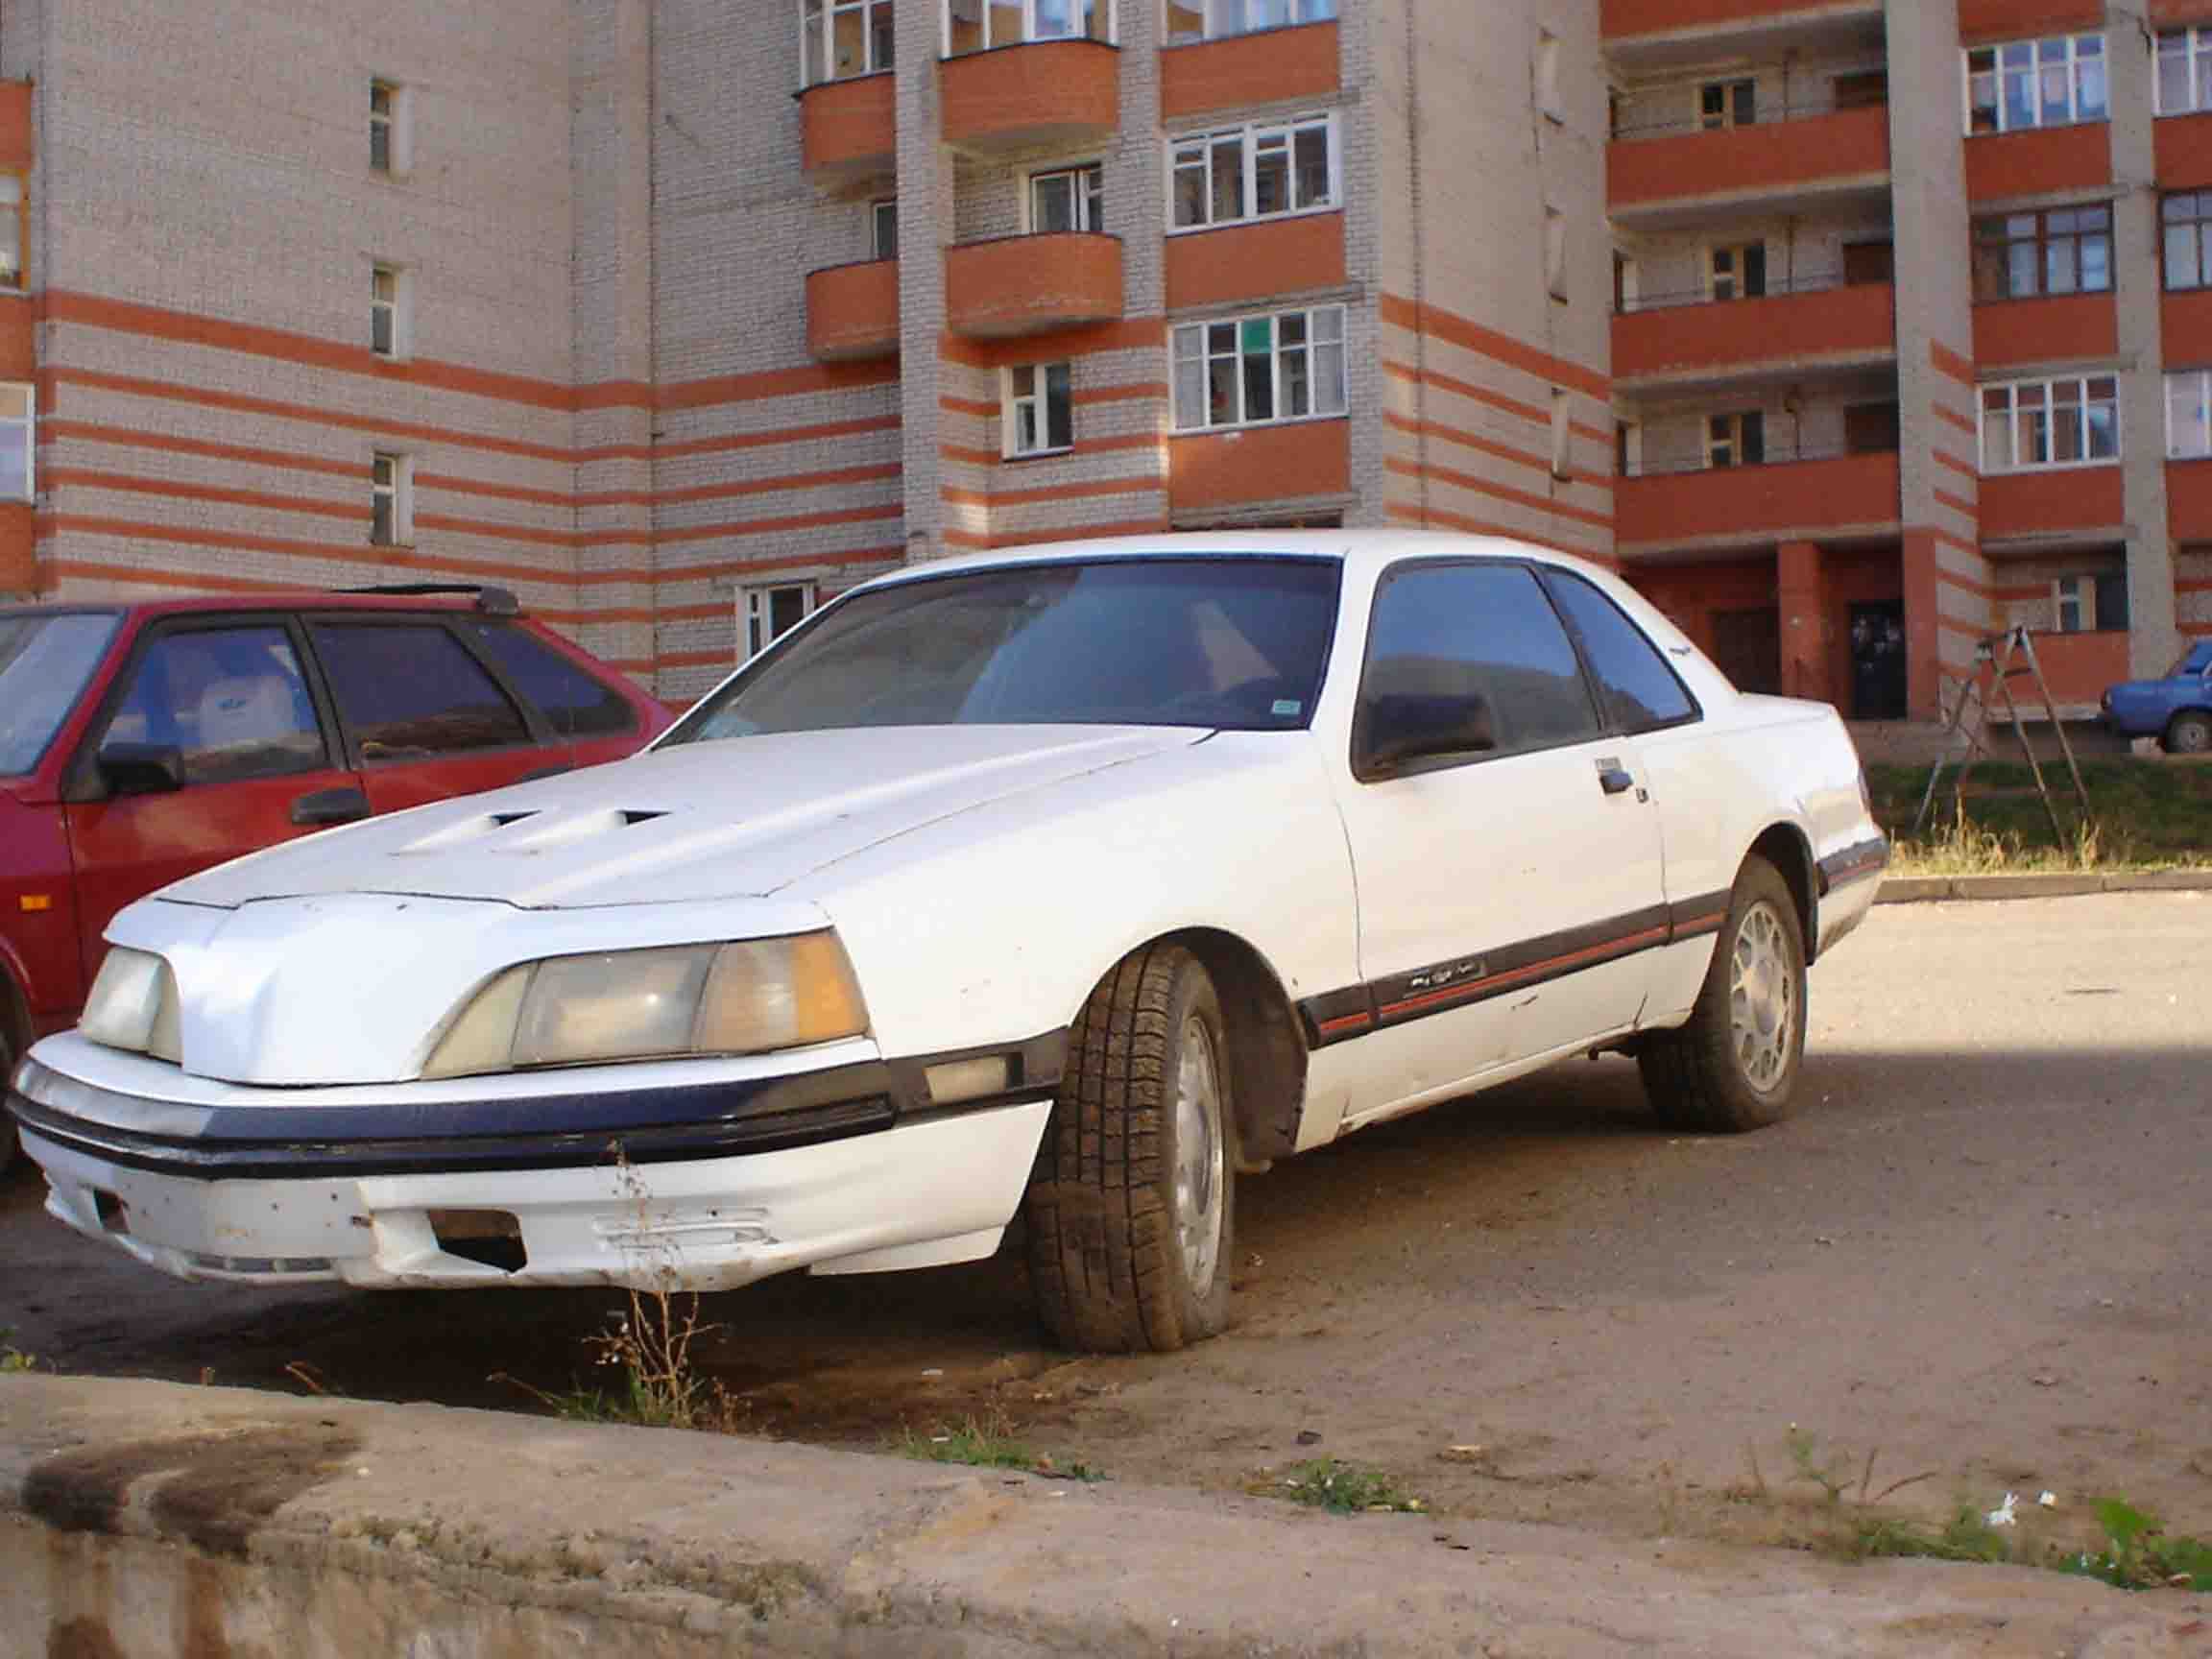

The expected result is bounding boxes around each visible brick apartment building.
[0,0,2203,716]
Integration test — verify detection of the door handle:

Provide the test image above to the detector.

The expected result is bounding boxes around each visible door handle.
[291,786,372,828]
[1598,767,1636,797]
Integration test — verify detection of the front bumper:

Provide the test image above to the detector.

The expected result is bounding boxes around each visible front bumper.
[7,1032,1061,1290]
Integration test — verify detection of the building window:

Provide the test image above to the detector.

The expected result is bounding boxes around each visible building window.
[2166,368,2212,459]
[1172,305,1347,432]
[1698,78,1755,130]
[803,0,893,85]
[1535,31,1564,123]
[2157,28,2212,115]
[371,263,405,357]
[370,452,411,546]
[1981,376,2120,471]
[2163,192,2212,290]
[1708,242,1767,301]
[1707,411,1765,469]
[1965,36,2106,135]
[1003,363,1073,456]
[1971,205,2112,301]
[1170,113,1336,231]
[0,383,32,500]
[0,175,22,290]
[1165,0,1335,46]
[1549,390,1573,479]
[2053,571,2128,632]
[369,80,404,174]
[1029,164,1104,233]
[946,0,1110,53]
[743,582,815,660]
[871,198,899,260]
[1545,207,1568,301]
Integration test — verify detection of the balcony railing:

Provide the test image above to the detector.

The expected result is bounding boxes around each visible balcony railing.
[940,38,1119,154]
[1623,441,1889,479]
[805,258,901,361]
[946,231,1124,337]
[799,72,897,181]
[1617,447,1904,549]
[1615,280,1897,383]
[1609,104,1891,215]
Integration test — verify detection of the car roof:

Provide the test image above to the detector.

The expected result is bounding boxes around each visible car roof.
[0,589,518,622]
[856,529,1620,593]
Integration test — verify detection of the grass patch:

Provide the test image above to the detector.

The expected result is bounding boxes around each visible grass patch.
[1869,759,2212,873]
[895,1409,1104,1481]
[1,1329,38,1374]
[2057,1498,2212,1592]
[1851,1505,2015,1565]
[1265,1457,1425,1515]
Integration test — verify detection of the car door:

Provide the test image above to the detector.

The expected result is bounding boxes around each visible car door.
[1326,559,1667,1123]
[61,615,368,977]
[303,615,559,812]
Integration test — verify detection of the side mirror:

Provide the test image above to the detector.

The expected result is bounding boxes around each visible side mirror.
[1358,693,1498,780]
[97,742,186,797]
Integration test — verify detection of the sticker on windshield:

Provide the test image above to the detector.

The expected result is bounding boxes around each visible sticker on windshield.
[1272,699,1303,717]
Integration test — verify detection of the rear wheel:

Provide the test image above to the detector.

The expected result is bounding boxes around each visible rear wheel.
[0,1024,17,1179]
[1639,857,1806,1133]
[1022,944,1235,1354]
[2164,711,2212,756]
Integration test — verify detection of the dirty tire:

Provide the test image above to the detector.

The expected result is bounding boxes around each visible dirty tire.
[1022,944,1235,1354]
[2164,710,2212,756]
[0,1023,16,1179]
[1638,857,1806,1133]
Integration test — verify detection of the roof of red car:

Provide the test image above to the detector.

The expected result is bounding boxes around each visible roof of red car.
[0,587,520,620]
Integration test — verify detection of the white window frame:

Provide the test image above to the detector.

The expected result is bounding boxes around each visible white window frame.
[2156,27,2212,117]
[870,198,899,260]
[1170,303,1348,433]
[1963,34,2106,136]
[0,173,24,291]
[802,0,894,87]
[1002,362,1074,457]
[1165,0,1336,45]
[1549,390,1573,479]
[1025,164,1105,234]
[2053,574,2095,633]
[1979,374,2121,472]
[741,581,818,661]
[369,79,413,176]
[1706,241,1767,301]
[0,382,34,502]
[1167,111,1339,234]
[944,0,1116,54]
[370,451,412,547]
[1535,30,1564,124]
[370,263,408,359]
[2166,368,2212,460]
[1706,411,1762,469]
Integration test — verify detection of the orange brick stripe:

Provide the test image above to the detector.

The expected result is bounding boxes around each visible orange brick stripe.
[940,395,998,419]
[1382,409,1614,493]
[1379,293,1610,402]
[1384,456,1614,532]
[40,421,365,480]
[1382,360,1609,445]
[942,475,1164,509]
[1935,487,1979,517]
[1931,400,1979,436]
[1383,497,1576,557]
[939,318,1167,371]
[40,514,572,589]
[1935,449,1978,478]
[41,468,366,523]
[1930,340,1977,386]
[1073,381,1169,405]
[579,462,903,510]
[641,414,902,463]
[652,501,903,546]
[1932,528,1984,559]
[941,517,1169,550]
[941,444,1000,468]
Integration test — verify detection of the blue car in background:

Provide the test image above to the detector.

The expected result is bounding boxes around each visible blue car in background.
[2104,638,2212,753]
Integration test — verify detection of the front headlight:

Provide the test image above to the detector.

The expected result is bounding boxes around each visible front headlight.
[423,931,868,1079]
[81,947,182,1063]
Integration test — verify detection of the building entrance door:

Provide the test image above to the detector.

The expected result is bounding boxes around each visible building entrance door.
[1848,600,1908,720]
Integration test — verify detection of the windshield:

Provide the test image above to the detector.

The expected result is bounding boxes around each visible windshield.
[0,612,122,775]
[2174,639,2212,676]
[666,557,1342,743]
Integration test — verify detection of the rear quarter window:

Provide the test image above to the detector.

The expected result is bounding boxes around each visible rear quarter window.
[465,621,637,739]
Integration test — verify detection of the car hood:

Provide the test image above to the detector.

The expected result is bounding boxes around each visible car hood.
[159,726,1210,912]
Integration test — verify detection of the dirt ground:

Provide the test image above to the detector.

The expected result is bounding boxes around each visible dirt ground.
[6,891,2209,1562]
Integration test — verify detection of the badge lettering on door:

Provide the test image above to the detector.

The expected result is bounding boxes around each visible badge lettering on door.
[1407,957,1487,993]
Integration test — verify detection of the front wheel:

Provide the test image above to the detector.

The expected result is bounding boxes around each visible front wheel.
[0,1025,17,1179]
[2164,711,2212,756]
[1022,944,1235,1354]
[1638,857,1806,1133]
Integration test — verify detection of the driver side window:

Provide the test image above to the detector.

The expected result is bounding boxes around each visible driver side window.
[100,625,327,786]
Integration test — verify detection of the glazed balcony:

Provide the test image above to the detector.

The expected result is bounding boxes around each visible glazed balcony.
[1160,20,1339,120]
[946,232,1123,338]
[805,258,901,361]
[1609,105,1889,225]
[1617,448,1902,555]
[940,39,1118,155]
[1602,0,1884,69]
[1614,279,1896,390]
[799,73,896,183]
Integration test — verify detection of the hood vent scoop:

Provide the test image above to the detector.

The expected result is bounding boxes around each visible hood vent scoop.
[398,806,670,856]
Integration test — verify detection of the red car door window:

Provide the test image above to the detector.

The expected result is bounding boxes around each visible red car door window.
[102,627,328,782]
[460,621,637,740]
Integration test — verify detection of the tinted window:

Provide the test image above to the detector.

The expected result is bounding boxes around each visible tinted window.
[1359,564,1601,762]
[1543,570,1698,733]
[311,623,531,760]
[0,612,120,775]
[100,624,327,785]
[464,621,636,739]
[667,558,1340,740]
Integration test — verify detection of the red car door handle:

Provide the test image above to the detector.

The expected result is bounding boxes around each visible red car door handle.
[290,786,372,828]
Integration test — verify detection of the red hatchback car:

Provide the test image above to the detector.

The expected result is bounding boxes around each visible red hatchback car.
[0,586,670,1168]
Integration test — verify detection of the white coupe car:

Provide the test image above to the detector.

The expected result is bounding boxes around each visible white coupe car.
[7,533,1886,1352]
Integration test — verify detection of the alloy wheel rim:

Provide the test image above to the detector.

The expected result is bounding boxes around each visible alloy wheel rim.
[1173,1016,1226,1298]
[1729,900,1795,1094]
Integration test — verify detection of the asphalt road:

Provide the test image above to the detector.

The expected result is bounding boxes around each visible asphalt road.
[5,892,2209,1551]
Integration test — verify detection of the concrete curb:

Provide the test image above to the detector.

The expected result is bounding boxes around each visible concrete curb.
[1875,869,2212,904]
[4,1376,2202,1658]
